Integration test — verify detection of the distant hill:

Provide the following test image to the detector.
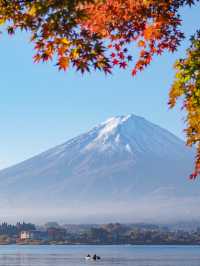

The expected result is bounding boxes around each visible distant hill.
[0,114,199,223]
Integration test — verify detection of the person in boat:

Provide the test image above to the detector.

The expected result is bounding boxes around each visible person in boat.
[92,254,101,260]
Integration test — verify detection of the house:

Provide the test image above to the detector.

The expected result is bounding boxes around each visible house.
[20,230,48,241]
[20,230,34,240]
[47,227,66,241]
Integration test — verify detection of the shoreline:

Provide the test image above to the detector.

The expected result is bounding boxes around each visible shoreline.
[1,242,200,246]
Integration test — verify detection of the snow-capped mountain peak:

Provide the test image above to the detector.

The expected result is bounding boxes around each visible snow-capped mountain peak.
[83,114,185,158]
[0,114,197,222]
[84,115,135,152]
[97,114,137,137]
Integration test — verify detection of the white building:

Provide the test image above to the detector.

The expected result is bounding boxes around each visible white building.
[20,230,48,241]
[20,231,34,240]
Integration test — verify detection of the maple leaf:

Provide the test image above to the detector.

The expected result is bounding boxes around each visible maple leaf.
[138,40,146,47]
[33,54,41,63]
[132,69,137,76]
[113,59,119,65]
[127,55,132,61]
[118,52,125,60]
[0,18,5,25]
[119,61,127,69]
[57,57,69,71]
[114,44,121,51]
[7,27,15,35]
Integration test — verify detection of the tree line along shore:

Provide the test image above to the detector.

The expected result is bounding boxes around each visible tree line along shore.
[1,222,200,245]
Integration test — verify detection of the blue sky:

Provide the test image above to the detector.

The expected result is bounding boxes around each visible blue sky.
[0,4,199,169]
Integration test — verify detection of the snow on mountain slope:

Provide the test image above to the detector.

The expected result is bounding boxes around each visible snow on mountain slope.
[0,114,199,222]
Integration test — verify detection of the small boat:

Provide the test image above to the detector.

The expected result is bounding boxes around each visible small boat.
[85,255,91,260]
[92,254,101,260]
[85,254,101,261]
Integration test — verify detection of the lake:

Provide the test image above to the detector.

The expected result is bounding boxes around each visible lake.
[0,245,200,266]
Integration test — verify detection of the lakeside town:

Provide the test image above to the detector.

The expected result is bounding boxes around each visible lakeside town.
[1,222,200,245]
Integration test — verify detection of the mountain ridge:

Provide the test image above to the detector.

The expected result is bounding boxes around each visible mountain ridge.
[0,114,199,223]
[0,114,186,171]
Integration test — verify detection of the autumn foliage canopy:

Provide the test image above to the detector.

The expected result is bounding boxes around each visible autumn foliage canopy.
[0,0,199,177]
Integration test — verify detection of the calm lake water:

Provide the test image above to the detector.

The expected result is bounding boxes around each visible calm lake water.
[0,245,200,266]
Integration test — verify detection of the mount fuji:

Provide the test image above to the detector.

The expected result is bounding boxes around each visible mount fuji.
[0,114,199,223]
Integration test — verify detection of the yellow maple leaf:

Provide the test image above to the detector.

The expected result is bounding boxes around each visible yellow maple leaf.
[60,38,70,46]
[28,6,37,16]
[0,18,6,25]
